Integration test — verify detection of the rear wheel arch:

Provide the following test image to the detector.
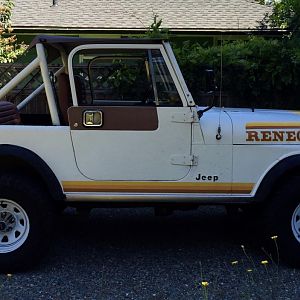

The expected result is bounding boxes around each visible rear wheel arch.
[255,154,300,203]
[0,145,64,203]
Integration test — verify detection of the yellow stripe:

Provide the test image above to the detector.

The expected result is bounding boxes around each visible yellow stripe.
[232,183,254,194]
[246,122,300,129]
[62,181,254,194]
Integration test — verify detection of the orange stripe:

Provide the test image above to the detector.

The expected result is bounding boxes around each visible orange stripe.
[62,181,254,194]
[232,183,254,194]
[247,125,300,129]
[246,122,300,129]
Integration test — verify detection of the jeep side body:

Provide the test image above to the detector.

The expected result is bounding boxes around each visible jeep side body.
[0,36,299,271]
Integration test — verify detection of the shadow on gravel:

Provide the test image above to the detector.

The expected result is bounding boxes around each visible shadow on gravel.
[2,207,300,300]
[53,206,253,257]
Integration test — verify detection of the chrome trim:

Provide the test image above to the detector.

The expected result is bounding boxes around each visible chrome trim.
[83,110,103,127]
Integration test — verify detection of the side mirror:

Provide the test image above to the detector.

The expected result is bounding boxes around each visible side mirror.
[197,69,217,119]
[204,69,217,94]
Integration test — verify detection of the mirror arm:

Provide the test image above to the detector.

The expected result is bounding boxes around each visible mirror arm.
[197,104,214,119]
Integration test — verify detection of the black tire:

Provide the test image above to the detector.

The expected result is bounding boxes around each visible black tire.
[263,176,300,267]
[0,172,54,272]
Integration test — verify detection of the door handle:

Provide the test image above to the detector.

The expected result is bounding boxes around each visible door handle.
[83,110,103,127]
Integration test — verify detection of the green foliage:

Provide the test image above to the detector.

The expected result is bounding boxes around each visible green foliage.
[107,59,138,93]
[262,0,300,35]
[145,14,169,39]
[141,12,300,108]
[173,37,300,108]
[0,0,26,63]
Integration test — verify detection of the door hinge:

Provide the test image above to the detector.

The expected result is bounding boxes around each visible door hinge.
[170,154,198,166]
[171,111,198,123]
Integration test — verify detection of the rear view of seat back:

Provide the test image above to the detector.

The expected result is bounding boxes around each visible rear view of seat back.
[57,73,87,125]
[57,73,71,125]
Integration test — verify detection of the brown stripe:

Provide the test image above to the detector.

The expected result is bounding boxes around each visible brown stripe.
[68,106,158,131]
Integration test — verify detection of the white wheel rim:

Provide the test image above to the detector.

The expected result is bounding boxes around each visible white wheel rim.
[0,199,30,253]
[291,203,300,243]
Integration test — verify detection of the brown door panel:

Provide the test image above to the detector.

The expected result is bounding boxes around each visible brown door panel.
[68,106,158,131]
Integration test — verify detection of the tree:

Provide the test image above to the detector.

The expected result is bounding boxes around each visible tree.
[263,0,300,35]
[0,0,26,63]
[145,14,169,39]
[173,36,300,109]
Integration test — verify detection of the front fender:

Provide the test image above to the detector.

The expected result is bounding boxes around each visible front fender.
[255,154,300,202]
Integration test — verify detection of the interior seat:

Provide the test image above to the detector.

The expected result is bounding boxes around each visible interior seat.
[57,73,87,125]
[57,73,72,125]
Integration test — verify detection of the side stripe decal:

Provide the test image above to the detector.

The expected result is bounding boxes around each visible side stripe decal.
[62,181,254,194]
[246,122,300,129]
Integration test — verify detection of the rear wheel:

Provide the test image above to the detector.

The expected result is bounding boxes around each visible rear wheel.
[0,173,54,272]
[0,199,30,254]
[264,177,300,267]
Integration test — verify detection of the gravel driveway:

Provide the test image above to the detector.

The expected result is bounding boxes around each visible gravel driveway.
[0,206,299,300]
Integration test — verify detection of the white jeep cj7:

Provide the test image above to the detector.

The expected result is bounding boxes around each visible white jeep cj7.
[0,36,299,271]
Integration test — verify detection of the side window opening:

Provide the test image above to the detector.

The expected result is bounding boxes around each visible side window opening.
[151,50,182,106]
[72,48,182,107]
[88,55,154,106]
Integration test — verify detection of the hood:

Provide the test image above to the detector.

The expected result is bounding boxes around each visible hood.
[225,108,300,145]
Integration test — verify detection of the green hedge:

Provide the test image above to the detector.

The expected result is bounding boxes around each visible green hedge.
[173,37,300,109]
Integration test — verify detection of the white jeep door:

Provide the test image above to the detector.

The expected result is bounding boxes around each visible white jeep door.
[68,45,192,181]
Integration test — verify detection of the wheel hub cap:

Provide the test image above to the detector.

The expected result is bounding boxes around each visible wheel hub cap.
[0,211,16,232]
[0,200,30,253]
[291,203,300,243]
[0,221,6,231]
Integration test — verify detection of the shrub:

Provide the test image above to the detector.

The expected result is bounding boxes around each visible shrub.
[0,0,26,63]
[173,37,300,109]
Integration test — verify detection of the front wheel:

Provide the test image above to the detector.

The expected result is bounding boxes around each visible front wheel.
[0,173,54,272]
[291,203,300,249]
[264,177,300,267]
